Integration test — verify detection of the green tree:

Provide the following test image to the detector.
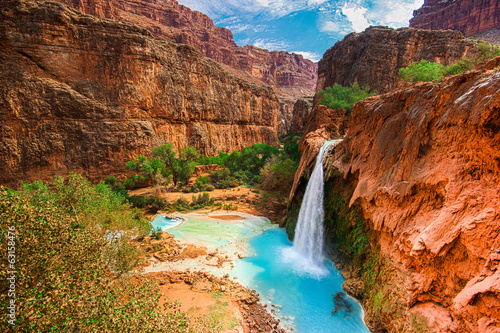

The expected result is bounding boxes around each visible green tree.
[398,60,444,82]
[152,144,176,169]
[317,82,374,111]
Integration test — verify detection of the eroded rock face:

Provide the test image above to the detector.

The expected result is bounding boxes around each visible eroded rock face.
[318,26,476,94]
[288,105,348,203]
[326,58,500,331]
[0,0,280,186]
[42,0,318,95]
[410,0,500,42]
[288,95,314,136]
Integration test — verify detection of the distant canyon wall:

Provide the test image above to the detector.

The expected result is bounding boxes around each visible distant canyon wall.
[410,0,500,42]
[41,0,318,96]
[317,27,476,94]
[0,0,280,186]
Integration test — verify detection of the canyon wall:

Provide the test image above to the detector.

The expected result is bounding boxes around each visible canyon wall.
[0,0,280,186]
[410,0,500,42]
[288,95,314,136]
[41,0,318,96]
[317,26,476,94]
[290,57,500,332]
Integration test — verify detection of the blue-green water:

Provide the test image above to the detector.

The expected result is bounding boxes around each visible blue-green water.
[235,226,370,333]
[152,213,370,333]
[151,215,184,230]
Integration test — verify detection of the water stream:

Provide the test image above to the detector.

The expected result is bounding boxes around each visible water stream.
[283,140,340,276]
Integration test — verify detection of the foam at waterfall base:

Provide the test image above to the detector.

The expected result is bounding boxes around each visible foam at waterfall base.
[281,246,329,278]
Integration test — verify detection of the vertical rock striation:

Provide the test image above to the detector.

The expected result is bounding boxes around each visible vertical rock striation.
[40,0,318,95]
[410,0,500,43]
[0,0,280,186]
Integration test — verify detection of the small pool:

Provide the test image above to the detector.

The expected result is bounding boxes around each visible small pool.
[151,215,184,231]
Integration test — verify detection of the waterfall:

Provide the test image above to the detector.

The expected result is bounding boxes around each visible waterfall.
[283,140,339,275]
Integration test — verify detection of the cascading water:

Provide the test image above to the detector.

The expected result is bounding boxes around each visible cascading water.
[284,140,339,275]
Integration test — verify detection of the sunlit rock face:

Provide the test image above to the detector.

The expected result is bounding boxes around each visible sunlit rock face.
[318,26,476,94]
[296,56,500,332]
[0,0,281,186]
[39,0,318,96]
[410,0,500,42]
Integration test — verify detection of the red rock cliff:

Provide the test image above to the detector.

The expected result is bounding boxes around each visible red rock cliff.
[318,26,476,94]
[296,58,500,331]
[42,0,318,96]
[410,0,500,41]
[0,0,280,186]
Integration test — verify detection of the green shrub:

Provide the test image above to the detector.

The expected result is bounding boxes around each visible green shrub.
[476,41,500,62]
[151,227,163,240]
[127,195,166,213]
[399,43,500,83]
[192,192,213,206]
[223,203,237,210]
[260,156,298,196]
[123,173,148,189]
[442,58,473,76]
[317,82,375,111]
[398,60,444,82]
[0,175,214,332]
[104,175,118,186]
[176,196,190,209]
[128,195,149,208]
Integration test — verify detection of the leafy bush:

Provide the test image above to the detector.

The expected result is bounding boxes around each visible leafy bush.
[123,173,148,189]
[476,41,500,62]
[126,140,300,198]
[442,58,473,76]
[192,176,212,192]
[191,192,214,207]
[176,196,190,209]
[317,82,375,111]
[398,60,444,82]
[399,42,500,83]
[128,195,167,213]
[128,194,149,208]
[151,227,163,240]
[104,175,118,186]
[209,168,238,189]
[260,156,298,196]
[0,174,210,331]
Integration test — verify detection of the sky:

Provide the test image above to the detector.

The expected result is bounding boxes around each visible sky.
[176,0,424,62]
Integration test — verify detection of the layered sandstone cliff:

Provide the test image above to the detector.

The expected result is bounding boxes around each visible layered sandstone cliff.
[0,0,280,186]
[41,0,317,95]
[318,26,476,94]
[288,95,314,136]
[291,58,500,332]
[410,0,500,43]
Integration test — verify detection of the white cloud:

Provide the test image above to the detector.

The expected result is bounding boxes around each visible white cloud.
[292,51,322,62]
[308,0,329,4]
[366,0,424,28]
[341,3,370,33]
[178,0,333,19]
[226,23,267,33]
[253,38,290,50]
[321,20,339,32]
